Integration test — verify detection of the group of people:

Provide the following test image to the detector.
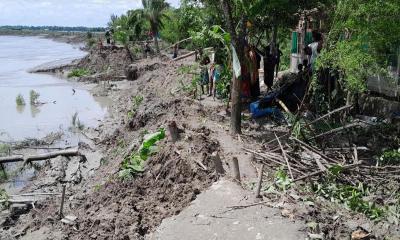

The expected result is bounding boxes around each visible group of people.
[198,50,223,99]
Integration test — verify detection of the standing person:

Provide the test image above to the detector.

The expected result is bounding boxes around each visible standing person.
[105,30,111,45]
[144,42,151,58]
[248,46,261,100]
[275,43,283,78]
[173,44,179,59]
[264,45,275,92]
[199,51,211,95]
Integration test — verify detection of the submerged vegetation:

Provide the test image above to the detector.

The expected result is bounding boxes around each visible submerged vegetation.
[15,94,25,106]
[70,112,85,131]
[29,90,40,105]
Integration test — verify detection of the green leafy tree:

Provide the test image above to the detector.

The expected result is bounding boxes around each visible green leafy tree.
[141,0,170,54]
[318,0,400,94]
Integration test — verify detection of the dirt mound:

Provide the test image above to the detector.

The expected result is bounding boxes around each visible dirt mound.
[63,127,219,240]
[78,46,133,78]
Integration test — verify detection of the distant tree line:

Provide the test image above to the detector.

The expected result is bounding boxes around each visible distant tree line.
[0,25,105,32]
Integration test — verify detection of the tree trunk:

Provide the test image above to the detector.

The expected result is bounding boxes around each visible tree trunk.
[220,0,244,135]
[154,36,160,54]
[152,26,160,54]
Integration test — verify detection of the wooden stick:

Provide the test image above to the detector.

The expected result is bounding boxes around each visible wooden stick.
[167,121,180,143]
[255,164,264,198]
[311,122,362,139]
[243,148,304,174]
[59,185,66,219]
[161,37,192,51]
[290,137,340,164]
[294,162,362,182]
[310,105,352,124]
[0,148,83,164]
[232,157,241,182]
[172,51,196,61]
[194,160,208,171]
[275,133,294,180]
[211,152,225,175]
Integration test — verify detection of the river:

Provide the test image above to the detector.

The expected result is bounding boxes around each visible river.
[0,35,107,142]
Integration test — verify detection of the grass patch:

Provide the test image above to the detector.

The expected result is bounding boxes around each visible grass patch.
[15,94,26,106]
[127,95,144,120]
[67,68,90,78]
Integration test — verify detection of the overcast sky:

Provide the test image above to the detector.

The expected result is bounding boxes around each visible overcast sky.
[0,0,180,27]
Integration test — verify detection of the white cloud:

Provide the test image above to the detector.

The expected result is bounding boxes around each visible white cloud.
[0,0,180,27]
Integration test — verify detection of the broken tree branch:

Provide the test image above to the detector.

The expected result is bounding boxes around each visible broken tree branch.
[311,122,363,139]
[310,105,352,124]
[275,133,294,181]
[0,148,84,164]
[294,162,362,182]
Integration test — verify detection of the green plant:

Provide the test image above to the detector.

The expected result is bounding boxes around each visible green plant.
[216,64,232,100]
[67,68,90,78]
[29,90,40,105]
[0,144,10,157]
[127,95,144,119]
[0,188,9,210]
[119,129,165,179]
[16,94,25,106]
[274,168,293,191]
[379,148,400,166]
[71,112,85,131]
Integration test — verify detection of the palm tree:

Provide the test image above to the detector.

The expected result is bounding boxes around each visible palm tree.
[141,0,169,54]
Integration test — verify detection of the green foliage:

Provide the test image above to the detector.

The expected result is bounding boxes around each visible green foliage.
[312,181,385,220]
[15,94,25,106]
[119,129,165,179]
[127,95,144,119]
[0,144,10,157]
[68,68,90,78]
[159,9,181,44]
[216,64,232,100]
[319,0,400,94]
[379,148,400,166]
[29,90,40,105]
[274,168,293,191]
[0,188,9,209]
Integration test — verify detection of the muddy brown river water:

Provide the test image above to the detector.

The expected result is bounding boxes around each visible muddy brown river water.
[0,35,107,141]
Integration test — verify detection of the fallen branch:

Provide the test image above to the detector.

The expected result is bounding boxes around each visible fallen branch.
[294,162,362,182]
[275,133,294,180]
[290,137,340,164]
[311,122,363,139]
[0,148,84,164]
[161,37,192,52]
[227,201,272,210]
[172,51,196,61]
[310,105,352,124]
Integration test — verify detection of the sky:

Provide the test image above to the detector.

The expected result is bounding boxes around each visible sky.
[0,0,180,27]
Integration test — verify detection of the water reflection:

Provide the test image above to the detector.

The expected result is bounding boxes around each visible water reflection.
[16,104,25,114]
[30,104,41,118]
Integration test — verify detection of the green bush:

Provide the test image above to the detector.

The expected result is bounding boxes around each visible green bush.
[16,94,26,106]
[379,148,400,165]
[67,68,90,78]
[29,90,40,105]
